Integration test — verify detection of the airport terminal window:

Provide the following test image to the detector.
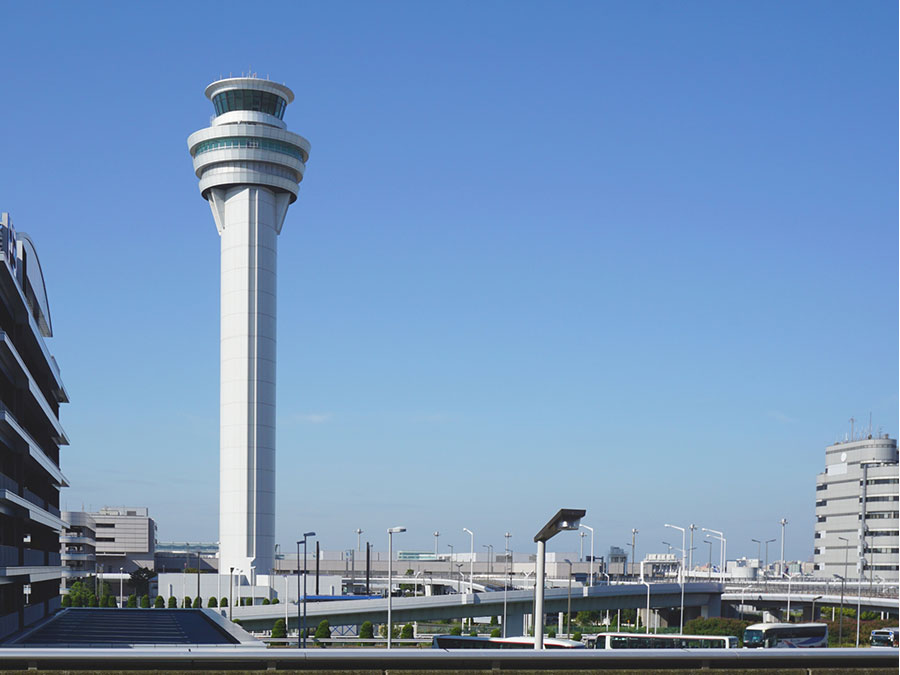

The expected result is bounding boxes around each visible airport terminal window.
[213,90,287,119]
[194,137,305,161]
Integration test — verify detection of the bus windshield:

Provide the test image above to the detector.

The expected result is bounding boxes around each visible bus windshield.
[743,629,763,647]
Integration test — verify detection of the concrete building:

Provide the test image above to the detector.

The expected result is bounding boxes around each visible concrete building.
[814,432,899,582]
[0,213,69,638]
[92,506,157,575]
[60,511,96,592]
[187,77,310,576]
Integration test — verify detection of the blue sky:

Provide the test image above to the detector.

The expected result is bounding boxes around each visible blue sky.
[1,1,896,563]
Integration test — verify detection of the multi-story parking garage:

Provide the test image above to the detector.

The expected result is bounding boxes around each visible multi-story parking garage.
[0,213,69,638]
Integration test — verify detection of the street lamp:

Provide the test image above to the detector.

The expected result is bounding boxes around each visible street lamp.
[630,529,638,579]
[785,572,799,622]
[764,538,775,573]
[779,518,788,574]
[229,567,234,621]
[664,523,686,634]
[751,538,762,571]
[503,532,512,638]
[811,595,822,621]
[447,544,454,581]
[463,528,474,593]
[702,527,726,583]
[355,528,363,552]
[455,563,464,594]
[834,574,846,644]
[433,531,440,557]
[641,580,651,634]
[580,524,594,586]
[119,567,124,608]
[386,526,406,649]
[533,508,585,650]
[297,531,315,648]
[563,559,573,637]
[482,545,493,575]
[579,531,586,561]
[704,541,712,580]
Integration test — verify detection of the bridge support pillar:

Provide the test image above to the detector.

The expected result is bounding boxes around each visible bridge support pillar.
[504,610,527,637]
[802,605,820,622]
[701,594,722,618]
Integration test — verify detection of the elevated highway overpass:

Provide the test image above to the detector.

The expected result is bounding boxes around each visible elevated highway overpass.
[230,582,723,634]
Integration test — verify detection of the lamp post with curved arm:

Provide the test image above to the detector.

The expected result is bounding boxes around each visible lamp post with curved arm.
[463,528,474,593]
[580,524,594,586]
[386,526,406,649]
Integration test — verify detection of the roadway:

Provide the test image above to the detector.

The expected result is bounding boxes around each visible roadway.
[230,582,723,633]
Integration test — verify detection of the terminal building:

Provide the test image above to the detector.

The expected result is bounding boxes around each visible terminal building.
[0,213,69,638]
[814,431,899,581]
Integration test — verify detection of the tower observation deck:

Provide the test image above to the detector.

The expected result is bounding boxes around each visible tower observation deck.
[188,77,310,575]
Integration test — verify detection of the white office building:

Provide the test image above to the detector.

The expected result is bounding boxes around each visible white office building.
[187,77,310,576]
[0,213,69,638]
[814,432,899,582]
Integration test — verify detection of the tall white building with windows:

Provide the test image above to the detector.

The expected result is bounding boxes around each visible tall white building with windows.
[814,432,899,582]
[187,78,310,576]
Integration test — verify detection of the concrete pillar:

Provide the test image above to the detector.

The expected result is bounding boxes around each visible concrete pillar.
[701,593,722,618]
[505,610,527,637]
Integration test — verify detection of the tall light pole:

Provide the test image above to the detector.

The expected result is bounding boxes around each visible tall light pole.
[785,572,798,622]
[580,525,594,586]
[482,545,494,575]
[834,574,845,644]
[297,532,315,648]
[228,567,234,621]
[119,567,124,608]
[688,524,697,578]
[664,523,686,634]
[838,535,850,582]
[447,544,453,581]
[386,526,406,649]
[704,541,712,580]
[779,518,788,574]
[764,538,776,575]
[433,531,440,557]
[563,559,573,637]
[355,529,363,552]
[702,527,726,583]
[751,538,762,571]
[630,529,638,579]
[642,580,651,634]
[533,509,585,650]
[579,532,586,561]
[463,528,474,593]
[503,532,511,638]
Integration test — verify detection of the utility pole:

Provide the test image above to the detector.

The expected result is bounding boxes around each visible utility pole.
[630,529,638,578]
[779,518,788,574]
[688,524,697,577]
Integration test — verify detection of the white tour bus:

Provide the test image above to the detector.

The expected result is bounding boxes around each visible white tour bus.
[742,623,827,648]
[594,633,737,649]
[870,627,900,648]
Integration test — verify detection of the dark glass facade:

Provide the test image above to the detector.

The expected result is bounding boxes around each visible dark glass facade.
[213,89,287,119]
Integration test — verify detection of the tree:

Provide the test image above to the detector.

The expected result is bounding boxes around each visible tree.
[450,626,462,636]
[315,619,331,640]
[262,598,270,605]
[220,597,228,607]
[547,628,557,638]
[168,596,177,608]
[208,596,218,608]
[400,623,414,639]
[360,621,374,640]
[573,631,582,642]
[194,596,202,608]
[490,628,501,638]
[126,594,137,608]
[106,595,116,608]
[271,598,279,604]
[140,594,150,608]
[469,629,477,637]
[154,596,165,608]
[272,619,286,639]
[99,594,109,608]
[129,567,157,597]
[61,595,71,608]
[489,615,497,626]
[183,596,192,609]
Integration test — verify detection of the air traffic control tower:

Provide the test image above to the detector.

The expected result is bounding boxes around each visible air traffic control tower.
[188,77,310,575]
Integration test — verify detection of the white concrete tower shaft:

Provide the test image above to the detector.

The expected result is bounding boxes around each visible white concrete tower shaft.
[188,78,310,575]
